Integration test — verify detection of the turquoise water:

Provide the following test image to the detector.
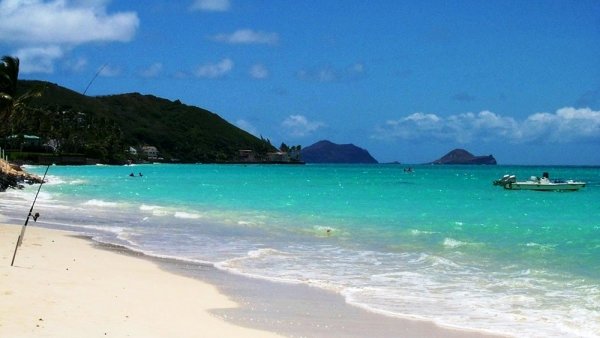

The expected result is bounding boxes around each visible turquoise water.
[2,164,599,337]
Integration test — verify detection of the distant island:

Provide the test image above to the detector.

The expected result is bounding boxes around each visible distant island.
[431,149,497,165]
[301,140,378,164]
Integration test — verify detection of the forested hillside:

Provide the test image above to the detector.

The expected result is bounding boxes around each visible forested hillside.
[7,80,275,163]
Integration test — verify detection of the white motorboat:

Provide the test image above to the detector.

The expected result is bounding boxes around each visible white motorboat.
[493,172,585,191]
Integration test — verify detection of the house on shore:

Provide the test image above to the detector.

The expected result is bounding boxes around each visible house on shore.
[141,146,159,160]
[127,146,138,156]
[238,150,256,162]
[5,134,42,149]
[267,151,290,162]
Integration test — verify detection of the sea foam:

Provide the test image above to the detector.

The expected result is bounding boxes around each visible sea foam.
[82,199,119,208]
[174,211,203,219]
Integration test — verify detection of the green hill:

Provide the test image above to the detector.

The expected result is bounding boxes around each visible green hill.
[11,80,275,163]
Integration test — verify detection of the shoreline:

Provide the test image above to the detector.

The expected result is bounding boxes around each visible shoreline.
[1,223,508,338]
[1,224,284,338]
[147,244,509,338]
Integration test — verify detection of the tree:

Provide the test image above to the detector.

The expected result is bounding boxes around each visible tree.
[288,144,302,161]
[0,56,44,140]
[0,56,20,133]
[0,56,19,100]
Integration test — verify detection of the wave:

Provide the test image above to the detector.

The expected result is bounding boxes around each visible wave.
[340,262,600,338]
[237,220,254,226]
[442,237,468,248]
[410,229,437,235]
[81,199,120,208]
[215,248,305,285]
[524,242,556,251]
[139,204,161,211]
[139,204,170,216]
[442,237,483,249]
[174,211,204,219]
[211,244,599,337]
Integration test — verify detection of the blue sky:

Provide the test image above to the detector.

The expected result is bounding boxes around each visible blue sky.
[1,0,599,164]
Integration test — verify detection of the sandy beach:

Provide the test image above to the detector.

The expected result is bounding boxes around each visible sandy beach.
[0,224,285,338]
[0,222,509,338]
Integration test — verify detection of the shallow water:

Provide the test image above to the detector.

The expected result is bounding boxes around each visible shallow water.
[2,164,599,337]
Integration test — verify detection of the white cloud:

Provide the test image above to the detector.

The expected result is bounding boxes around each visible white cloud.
[297,63,366,82]
[15,46,63,74]
[236,119,259,136]
[522,107,600,142]
[373,107,600,144]
[194,58,233,78]
[190,0,230,11]
[0,0,139,74]
[211,29,279,45]
[281,115,325,137]
[140,62,163,78]
[0,0,139,44]
[381,112,445,141]
[249,64,269,79]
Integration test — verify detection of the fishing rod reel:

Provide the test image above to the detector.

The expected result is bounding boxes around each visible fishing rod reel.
[31,212,40,222]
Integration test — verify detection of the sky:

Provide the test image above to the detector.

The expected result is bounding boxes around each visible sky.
[1,0,600,165]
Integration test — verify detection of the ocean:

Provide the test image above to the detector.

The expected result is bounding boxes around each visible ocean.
[2,164,599,337]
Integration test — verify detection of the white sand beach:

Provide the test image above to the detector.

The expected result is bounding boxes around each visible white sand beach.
[0,224,285,338]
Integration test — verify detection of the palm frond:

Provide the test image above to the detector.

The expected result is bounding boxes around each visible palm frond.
[0,56,20,96]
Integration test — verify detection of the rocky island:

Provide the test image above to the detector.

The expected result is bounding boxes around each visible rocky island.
[301,140,378,164]
[431,149,497,165]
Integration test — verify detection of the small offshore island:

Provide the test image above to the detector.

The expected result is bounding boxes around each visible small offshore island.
[430,149,497,165]
[301,140,378,164]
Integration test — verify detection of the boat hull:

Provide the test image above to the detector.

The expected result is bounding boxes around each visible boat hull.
[505,182,585,191]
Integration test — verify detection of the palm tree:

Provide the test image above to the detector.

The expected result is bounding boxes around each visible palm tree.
[0,56,20,122]
[1,56,45,140]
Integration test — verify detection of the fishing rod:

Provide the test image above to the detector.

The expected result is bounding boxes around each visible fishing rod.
[82,63,107,95]
[11,164,50,266]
